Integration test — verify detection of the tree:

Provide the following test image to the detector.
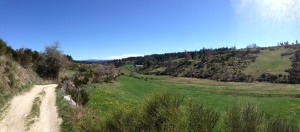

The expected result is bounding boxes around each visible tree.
[17,48,33,68]
[36,42,67,79]
[65,55,73,61]
[5,46,15,59]
[184,50,191,60]
[246,43,258,49]
[107,63,117,82]
[0,39,7,56]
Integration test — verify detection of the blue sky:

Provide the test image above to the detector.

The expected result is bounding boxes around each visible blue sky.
[0,0,300,60]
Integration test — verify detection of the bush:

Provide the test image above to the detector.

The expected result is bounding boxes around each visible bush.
[224,101,263,132]
[266,117,299,132]
[224,102,243,132]
[74,109,101,132]
[102,108,141,132]
[188,100,219,132]
[140,91,184,131]
[0,39,7,56]
[65,86,89,106]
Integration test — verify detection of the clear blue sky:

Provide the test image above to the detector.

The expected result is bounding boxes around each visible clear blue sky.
[1,0,300,60]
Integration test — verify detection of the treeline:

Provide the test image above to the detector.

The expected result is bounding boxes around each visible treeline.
[113,42,300,84]
[73,91,299,131]
[114,46,259,82]
[0,39,73,79]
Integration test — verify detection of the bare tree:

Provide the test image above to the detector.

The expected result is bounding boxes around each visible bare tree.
[246,43,258,49]
[108,63,118,81]
[184,50,191,60]
[37,42,70,79]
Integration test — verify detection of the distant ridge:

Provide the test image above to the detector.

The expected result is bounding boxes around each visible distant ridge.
[75,59,112,64]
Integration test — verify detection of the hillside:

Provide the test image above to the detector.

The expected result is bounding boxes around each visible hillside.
[0,56,42,107]
[114,44,300,83]
[243,47,293,78]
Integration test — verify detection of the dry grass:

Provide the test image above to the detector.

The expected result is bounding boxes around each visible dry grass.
[165,77,300,101]
[243,47,293,78]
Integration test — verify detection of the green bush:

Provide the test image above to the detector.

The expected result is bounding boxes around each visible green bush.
[74,90,299,131]
[74,110,101,132]
[102,109,137,131]
[65,87,89,106]
[188,100,219,132]
[224,101,263,132]
[0,39,7,56]
[139,91,184,131]
[266,117,299,132]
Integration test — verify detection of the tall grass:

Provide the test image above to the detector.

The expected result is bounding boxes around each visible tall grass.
[224,101,263,132]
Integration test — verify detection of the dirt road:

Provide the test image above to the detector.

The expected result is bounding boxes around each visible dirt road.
[0,84,62,132]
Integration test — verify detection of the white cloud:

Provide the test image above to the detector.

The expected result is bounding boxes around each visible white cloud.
[103,54,144,60]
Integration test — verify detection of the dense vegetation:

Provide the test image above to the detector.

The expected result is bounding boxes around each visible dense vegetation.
[0,39,42,107]
[113,42,300,84]
[56,65,300,131]
[0,39,73,80]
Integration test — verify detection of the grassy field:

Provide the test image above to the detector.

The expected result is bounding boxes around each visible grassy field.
[243,47,293,78]
[86,65,300,129]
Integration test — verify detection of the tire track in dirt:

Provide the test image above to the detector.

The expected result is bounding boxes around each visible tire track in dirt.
[0,84,62,132]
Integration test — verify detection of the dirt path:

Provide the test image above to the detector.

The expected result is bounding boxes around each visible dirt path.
[0,84,62,132]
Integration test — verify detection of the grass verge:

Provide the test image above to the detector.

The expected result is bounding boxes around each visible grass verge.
[55,87,73,132]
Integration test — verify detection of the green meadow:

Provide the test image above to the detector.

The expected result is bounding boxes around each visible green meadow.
[85,65,300,127]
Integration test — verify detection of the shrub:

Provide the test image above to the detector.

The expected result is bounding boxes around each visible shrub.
[188,100,220,132]
[97,91,185,131]
[0,39,7,56]
[242,102,263,131]
[224,101,263,132]
[224,102,243,132]
[266,117,299,132]
[74,108,101,132]
[139,91,184,131]
[65,87,89,106]
[102,108,141,132]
